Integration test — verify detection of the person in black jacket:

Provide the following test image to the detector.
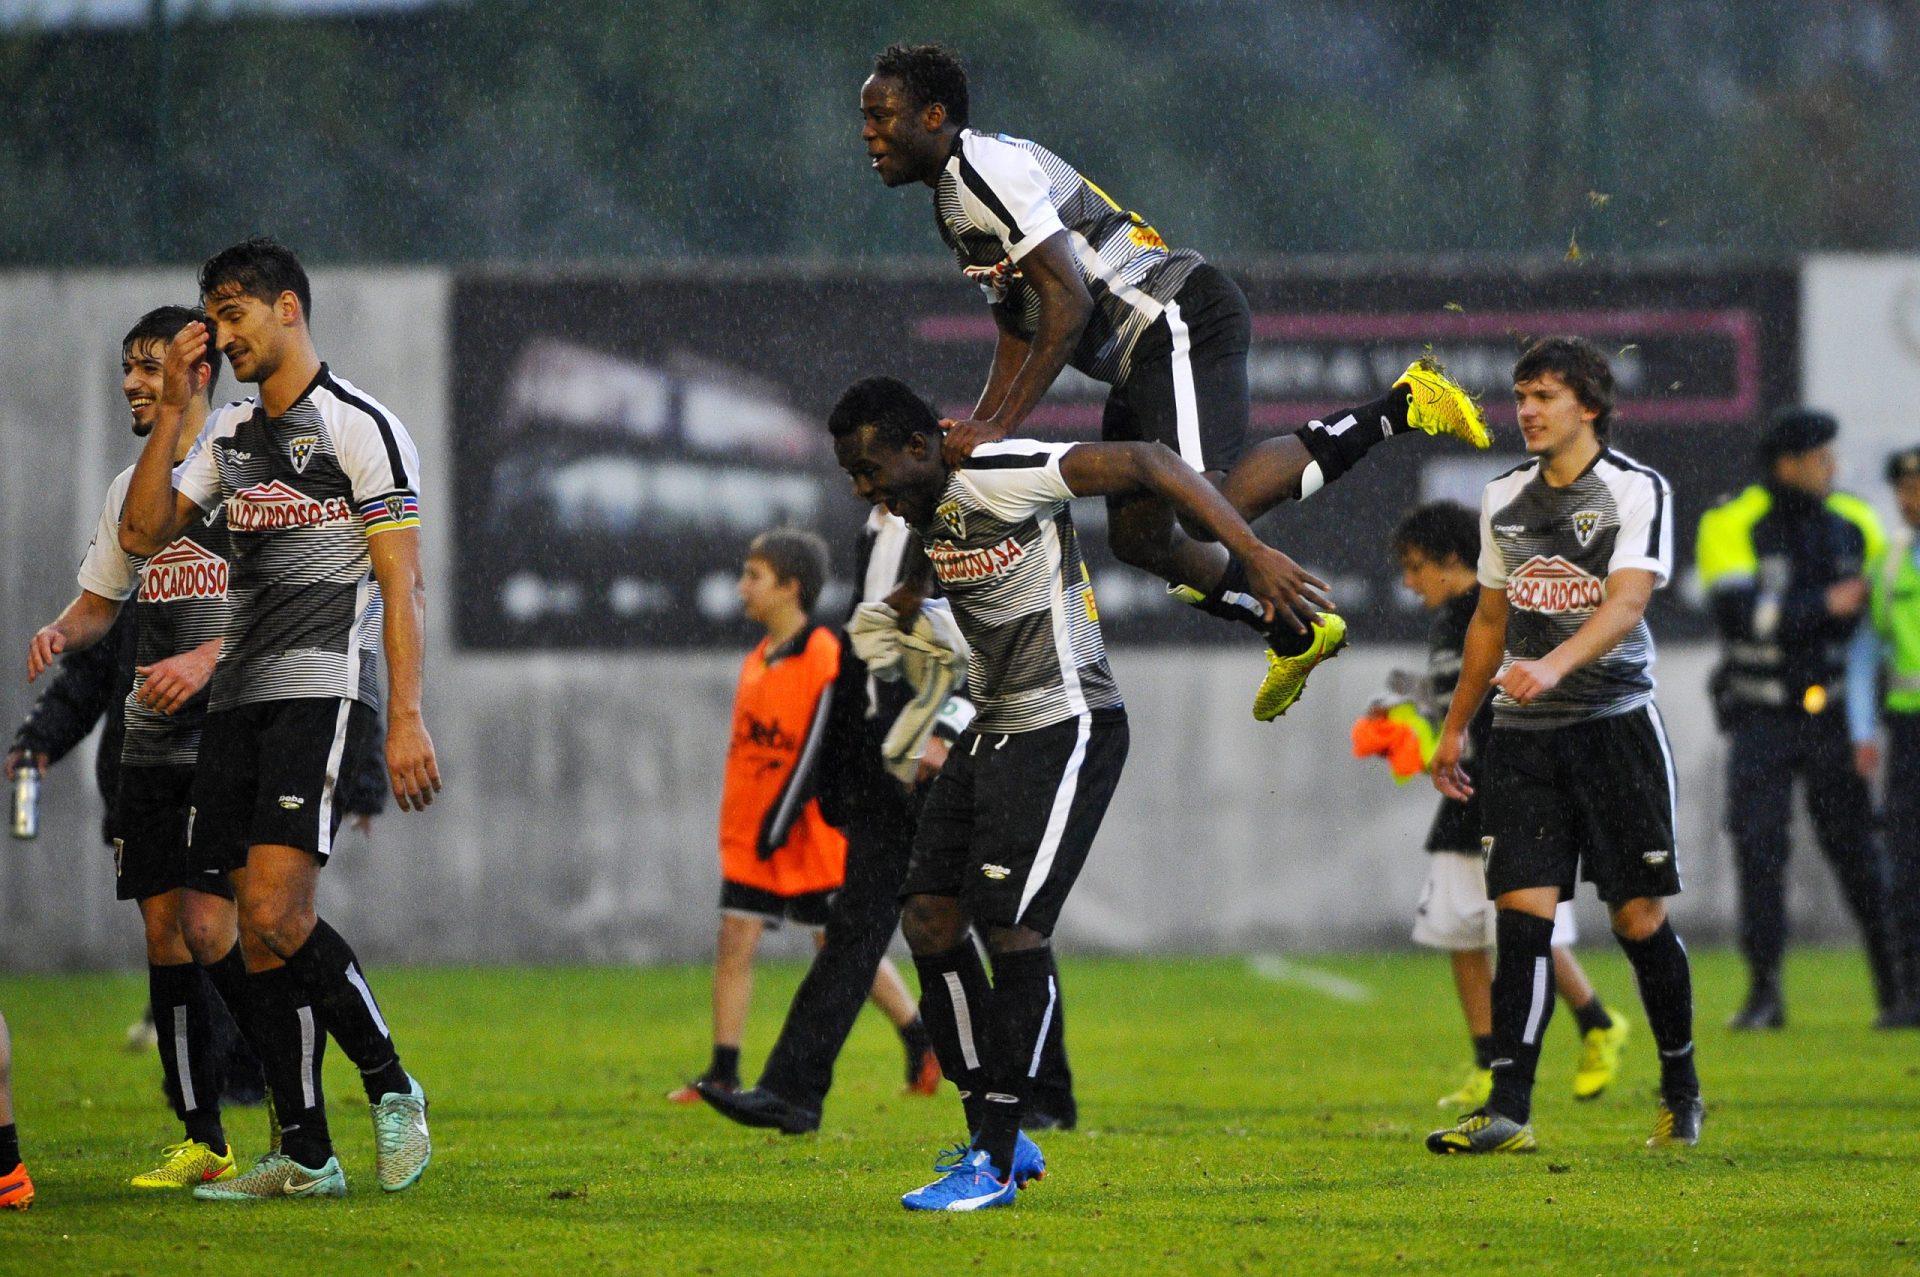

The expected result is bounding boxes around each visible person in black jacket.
[1696,407,1900,1028]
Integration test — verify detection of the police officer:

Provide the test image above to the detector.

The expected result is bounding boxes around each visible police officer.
[1848,446,1920,1026]
[1696,407,1899,1028]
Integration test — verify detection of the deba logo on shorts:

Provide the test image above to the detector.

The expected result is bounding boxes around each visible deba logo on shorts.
[1507,555,1603,614]
[139,537,228,602]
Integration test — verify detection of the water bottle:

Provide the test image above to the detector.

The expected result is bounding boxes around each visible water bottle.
[10,759,39,840]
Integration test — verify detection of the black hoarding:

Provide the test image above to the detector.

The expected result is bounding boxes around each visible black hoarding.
[452,261,1795,650]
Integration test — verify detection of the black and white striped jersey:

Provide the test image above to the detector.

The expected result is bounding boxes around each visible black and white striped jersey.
[1478,448,1674,729]
[174,365,421,713]
[935,127,1203,385]
[921,441,1122,733]
[77,463,231,767]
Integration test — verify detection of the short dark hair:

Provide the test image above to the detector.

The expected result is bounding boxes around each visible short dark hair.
[872,42,970,128]
[747,527,830,613]
[1512,336,1614,440]
[1390,500,1479,568]
[199,237,312,323]
[827,375,941,450]
[122,305,222,397]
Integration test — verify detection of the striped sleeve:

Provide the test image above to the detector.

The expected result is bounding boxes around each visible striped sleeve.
[957,440,1077,521]
[326,376,423,537]
[1608,465,1673,587]
[956,134,1067,264]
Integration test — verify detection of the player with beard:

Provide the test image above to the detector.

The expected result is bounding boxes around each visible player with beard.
[121,239,437,1201]
[22,306,259,1189]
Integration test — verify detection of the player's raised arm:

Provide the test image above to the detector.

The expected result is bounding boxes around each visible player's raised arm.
[941,232,1093,462]
[120,323,210,555]
[1057,440,1330,630]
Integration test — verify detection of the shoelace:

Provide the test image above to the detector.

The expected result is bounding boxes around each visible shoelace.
[932,1141,972,1172]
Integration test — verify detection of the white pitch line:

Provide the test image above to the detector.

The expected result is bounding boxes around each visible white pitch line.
[1246,954,1374,1003]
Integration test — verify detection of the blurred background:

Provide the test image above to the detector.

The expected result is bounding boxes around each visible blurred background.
[2,0,1917,967]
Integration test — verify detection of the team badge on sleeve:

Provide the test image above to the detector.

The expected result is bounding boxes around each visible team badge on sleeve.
[1572,509,1601,547]
[360,491,422,535]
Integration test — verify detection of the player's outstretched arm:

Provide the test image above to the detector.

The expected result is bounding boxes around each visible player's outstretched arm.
[1433,586,1508,801]
[1495,569,1655,704]
[26,590,123,682]
[120,324,208,556]
[941,231,1092,462]
[367,526,441,812]
[1059,440,1331,629]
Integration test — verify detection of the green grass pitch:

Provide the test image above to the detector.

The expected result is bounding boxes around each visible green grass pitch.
[1,948,1914,1275]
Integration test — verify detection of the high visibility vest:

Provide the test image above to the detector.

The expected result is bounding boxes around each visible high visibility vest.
[1873,529,1920,715]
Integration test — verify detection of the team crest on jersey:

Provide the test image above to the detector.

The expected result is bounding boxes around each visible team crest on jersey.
[1572,509,1601,547]
[936,498,967,541]
[1507,555,1604,614]
[288,435,320,473]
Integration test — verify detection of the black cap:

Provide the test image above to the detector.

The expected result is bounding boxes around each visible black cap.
[1889,446,1920,484]
[1759,406,1839,466]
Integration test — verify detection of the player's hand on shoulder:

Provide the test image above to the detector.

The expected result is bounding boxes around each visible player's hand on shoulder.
[939,417,1006,464]
[386,711,442,812]
[1243,544,1331,633]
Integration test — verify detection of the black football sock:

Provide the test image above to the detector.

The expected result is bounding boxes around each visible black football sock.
[1294,388,1413,492]
[1486,910,1556,1125]
[913,940,993,1136]
[282,918,408,1103]
[0,1125,18,1170]
[976,947,1060,1179]
[248,966,331,1167]
[150,961,225,1149]
[1471,1033,1496,1070]
[900,1016,933,1072]
[705,1045,741,1087]
[1617,921,1700,1101]
[1571,993,1614,1037]
[1177,556,1269,634]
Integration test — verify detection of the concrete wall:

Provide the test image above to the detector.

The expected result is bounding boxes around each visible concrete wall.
[0,268,1879,968]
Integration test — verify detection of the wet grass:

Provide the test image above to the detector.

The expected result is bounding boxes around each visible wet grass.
[1,947,1913,1275]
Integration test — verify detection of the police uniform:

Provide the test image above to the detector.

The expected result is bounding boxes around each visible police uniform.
[1848,446,1920,1021]
[1696,409,1899,1024]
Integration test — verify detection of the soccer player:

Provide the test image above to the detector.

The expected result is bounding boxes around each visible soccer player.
[1426,337,1702,1154]
[22,306,256,1189]
[0,1011,28,1210]
[859,42,1490,719]
[828,374,1306,1210]
[120,238,437,1201]
[1369,501,1626,1110]
[669,528,934,1106]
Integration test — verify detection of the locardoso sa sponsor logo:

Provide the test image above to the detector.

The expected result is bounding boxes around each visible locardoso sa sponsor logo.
[930,535,1027,585]
[226,480,354,532]
[1507,555,1604,614]
[138,537,228,602]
